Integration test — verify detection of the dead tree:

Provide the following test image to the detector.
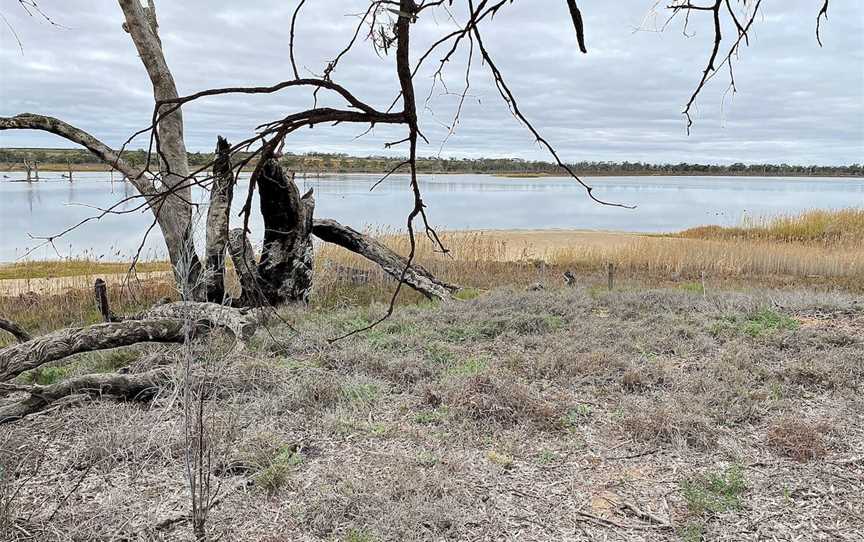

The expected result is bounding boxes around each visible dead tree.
[0,368,169,424]
[313,219,458,301]
[256,160,315,305]
[1,1,201,296]
[204,137,234,303]
[22,158,37,182]
[0,0,835,313]
[0,300,255,383]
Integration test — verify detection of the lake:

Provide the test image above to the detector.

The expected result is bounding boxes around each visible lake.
[0,172,861,262]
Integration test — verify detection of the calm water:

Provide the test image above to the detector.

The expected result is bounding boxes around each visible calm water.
[1,171,861,262]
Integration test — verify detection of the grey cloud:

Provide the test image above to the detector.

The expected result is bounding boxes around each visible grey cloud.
[0,1,861,165]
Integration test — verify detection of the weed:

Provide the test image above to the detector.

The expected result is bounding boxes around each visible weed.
[743,309,800,336]
[713,309,799,338]
[19,365,71,385]
[341,381,382,405]
[423,343,456,366]
[563,404,593,427]
[415,452,439,468]
[486,450,514,469]
[537,450,559,464]
[680,465,746,515]
[678,521,706,542]
[414,408,447,425]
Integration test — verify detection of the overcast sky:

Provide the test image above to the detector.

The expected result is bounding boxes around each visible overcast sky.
[1,1,862,165]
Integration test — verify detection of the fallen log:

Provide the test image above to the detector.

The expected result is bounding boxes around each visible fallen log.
[312,218,459,301]
[0,319,187,382]
[141,302,257,340]
[0,317,31,343]
[0,368,170,424]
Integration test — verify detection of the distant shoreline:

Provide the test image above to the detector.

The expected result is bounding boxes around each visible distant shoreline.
[2,163,862,179]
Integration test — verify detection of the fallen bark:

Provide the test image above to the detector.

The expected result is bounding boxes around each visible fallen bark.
[312,218,459,301]
[0,317,31,343]
[0,319,187,382]
[0,368,170,424]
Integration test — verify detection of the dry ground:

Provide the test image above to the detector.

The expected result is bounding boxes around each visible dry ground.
[2,285,862,541]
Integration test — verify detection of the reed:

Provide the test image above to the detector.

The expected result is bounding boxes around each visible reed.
[678,208,864,245]
[2,210,861,340]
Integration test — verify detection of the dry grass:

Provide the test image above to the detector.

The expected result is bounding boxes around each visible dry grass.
[1,285,862,540]
[766,416,833,462]
[679,208,864,245]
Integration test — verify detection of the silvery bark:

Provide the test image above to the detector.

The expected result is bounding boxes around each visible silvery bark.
[204,137,234,303]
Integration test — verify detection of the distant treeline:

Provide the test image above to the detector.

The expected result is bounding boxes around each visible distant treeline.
[1,148,861,177]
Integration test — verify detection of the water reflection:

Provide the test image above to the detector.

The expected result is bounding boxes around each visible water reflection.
[1,172,861,261]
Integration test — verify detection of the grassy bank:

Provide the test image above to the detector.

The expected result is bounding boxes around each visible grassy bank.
[2,285,862,540]
[2,209,862,337]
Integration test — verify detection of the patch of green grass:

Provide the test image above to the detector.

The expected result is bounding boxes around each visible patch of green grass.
[87,349,140,372]
[712,309,799,338]
[447,356,489,377]
[415,452,439,467]
[341,381,382,405]
[742,309,799,336]
[680,465,746,515]
[19,365,72,385]
[562,404,593,427]
[254,446,304,493]
[537,450,559,464]
[414,407,448,425]
[678,521,706,542]
[454,287,483,300]
[424,343,456,366]
[344,528,379,542]
[679,282,705,295]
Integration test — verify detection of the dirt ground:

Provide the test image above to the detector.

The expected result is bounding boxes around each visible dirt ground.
[1,286,862,541]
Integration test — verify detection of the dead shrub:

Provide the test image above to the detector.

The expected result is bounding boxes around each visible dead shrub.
[621,362,668,392]
[766,416,832,462]
[438,374,564,427]
[276,369,343,411]
[622,399,717,450]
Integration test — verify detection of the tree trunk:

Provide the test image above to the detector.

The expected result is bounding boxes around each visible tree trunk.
[119,0,203,300]
[227,228,261,307]
[256,159,315,305]
[205,136,234,303]
[312,218,459,301]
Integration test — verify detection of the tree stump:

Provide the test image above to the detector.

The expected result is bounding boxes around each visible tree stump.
[256,159,315,305]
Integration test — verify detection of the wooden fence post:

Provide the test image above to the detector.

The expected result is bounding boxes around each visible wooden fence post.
[94,278,115,322]
[607,262,615,291]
